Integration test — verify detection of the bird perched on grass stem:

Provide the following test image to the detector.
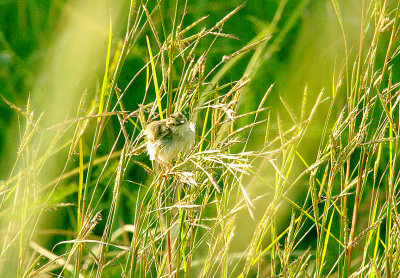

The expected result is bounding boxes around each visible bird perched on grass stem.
[144,112,195,165]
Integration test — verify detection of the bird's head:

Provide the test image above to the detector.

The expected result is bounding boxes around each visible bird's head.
[167,112,188,126]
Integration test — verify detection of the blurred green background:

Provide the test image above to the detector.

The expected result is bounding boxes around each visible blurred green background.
[0,0,363,168]
[1,0,383,168]
[0,0,366,262]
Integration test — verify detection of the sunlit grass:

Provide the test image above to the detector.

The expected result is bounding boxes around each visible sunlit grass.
[1,0,400,277]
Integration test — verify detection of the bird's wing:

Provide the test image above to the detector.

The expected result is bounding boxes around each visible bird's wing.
[145,120,171,141]
[157,123,172,140]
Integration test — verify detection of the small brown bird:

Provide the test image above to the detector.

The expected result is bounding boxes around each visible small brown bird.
[144,112,195,164]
